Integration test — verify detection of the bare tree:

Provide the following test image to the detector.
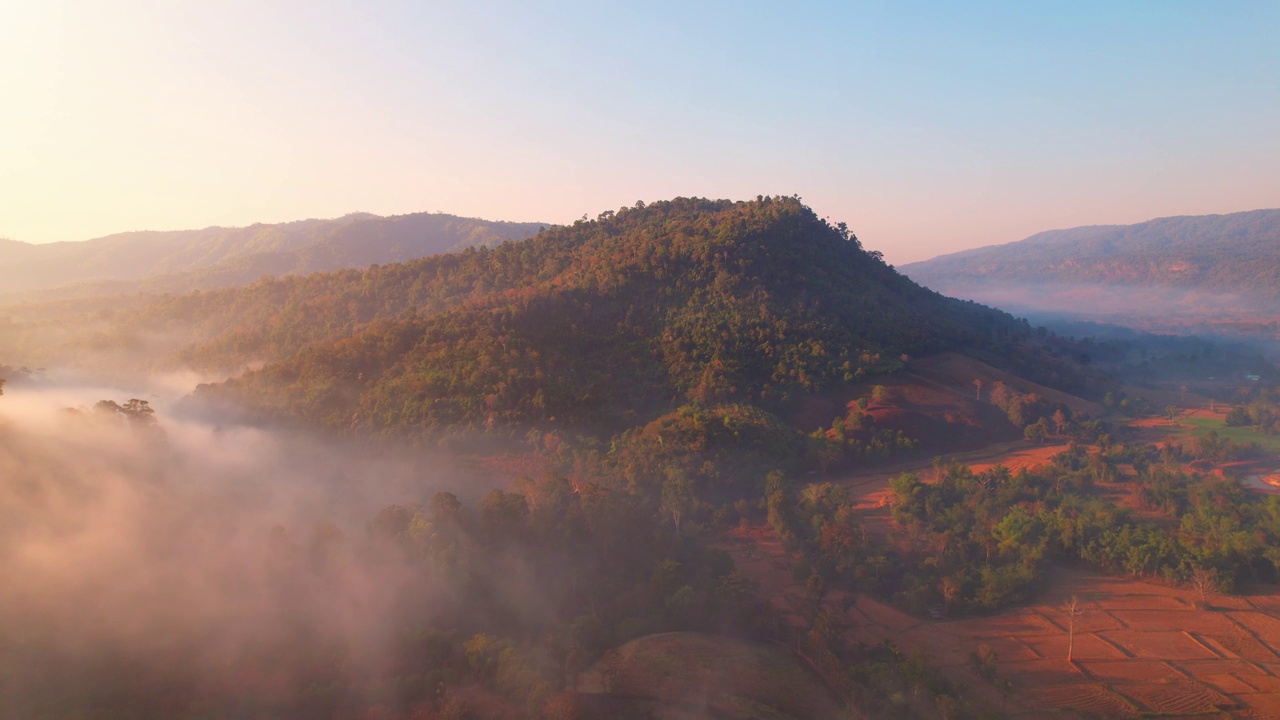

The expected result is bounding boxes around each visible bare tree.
[1064,595,1083,663]
[1190,567,1220,607]
[940,577,960,615]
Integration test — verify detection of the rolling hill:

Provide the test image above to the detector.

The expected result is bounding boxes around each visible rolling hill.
[1,196,1099,479]
[901,209,1280,332]
[184,196,1089,436]
[0,211,545,299]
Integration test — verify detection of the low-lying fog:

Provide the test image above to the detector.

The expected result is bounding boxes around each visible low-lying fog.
[0,371,496,713]
[933,281,1279,325]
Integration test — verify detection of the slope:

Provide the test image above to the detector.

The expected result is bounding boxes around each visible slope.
[0,211,545,298]
[901,209,1280,330]
[194,197,1043,434]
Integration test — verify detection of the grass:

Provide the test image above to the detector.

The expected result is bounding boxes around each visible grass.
[1178,417,1280,454]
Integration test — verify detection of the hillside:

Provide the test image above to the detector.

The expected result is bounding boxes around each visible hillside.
[0,211,545,299]
[901,209,1280,330]
[0,195,1099,469]
[189,197,1084,436]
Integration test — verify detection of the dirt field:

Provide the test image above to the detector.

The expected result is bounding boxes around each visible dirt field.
[910,352,1105,419]
[724,404,1280,719]
[726,530,1280,719]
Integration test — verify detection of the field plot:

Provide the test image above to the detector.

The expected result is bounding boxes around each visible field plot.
[845,569,1280,718]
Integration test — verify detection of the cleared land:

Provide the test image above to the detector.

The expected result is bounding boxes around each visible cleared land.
[578,632,845,720]
[726,387,1280,718]
[727,529,1280,719]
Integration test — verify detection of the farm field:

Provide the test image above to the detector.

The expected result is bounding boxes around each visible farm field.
[727,394,1280,718]
[885,571,1280,719]
[728,531,1280,719]
[1179,416,1280,454]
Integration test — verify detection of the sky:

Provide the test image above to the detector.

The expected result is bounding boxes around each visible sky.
[2,1,1278,265]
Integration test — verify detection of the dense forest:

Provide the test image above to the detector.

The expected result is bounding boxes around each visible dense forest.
[194,197,1049,437]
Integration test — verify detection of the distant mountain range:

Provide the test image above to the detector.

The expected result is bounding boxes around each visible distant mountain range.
[902,209,1280,333]
[0,212,545,299]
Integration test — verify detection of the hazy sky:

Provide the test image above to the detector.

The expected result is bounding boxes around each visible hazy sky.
[3,1,1278,264]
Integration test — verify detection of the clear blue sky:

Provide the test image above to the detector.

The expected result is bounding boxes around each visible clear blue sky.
[3,1,1278,263]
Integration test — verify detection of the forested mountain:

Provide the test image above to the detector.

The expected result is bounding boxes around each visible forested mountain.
[0,211,545,298]
[901,210,1280,333]
[186,197,1055,434]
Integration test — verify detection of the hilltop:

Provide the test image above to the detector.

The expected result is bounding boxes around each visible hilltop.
[0,196,1099,471]
[0,211,545,299]
[901,209,1280,333]
[195,198,1042,430]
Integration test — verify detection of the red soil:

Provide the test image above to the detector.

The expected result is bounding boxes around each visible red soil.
[724,423,1280,718]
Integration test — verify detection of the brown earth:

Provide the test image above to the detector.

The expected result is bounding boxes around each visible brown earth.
[724,406,1280,719]
[794,351,1104,458]
[577,632,845,720]
[910,352,1105,418]
[726,528,1280,719]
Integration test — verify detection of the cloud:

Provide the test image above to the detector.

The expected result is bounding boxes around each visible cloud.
[0,378,494,714]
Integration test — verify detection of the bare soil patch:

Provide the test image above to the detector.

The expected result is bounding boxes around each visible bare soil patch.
[910,351,1104,418]
[856,569,1280,718]
[578,632,845,720]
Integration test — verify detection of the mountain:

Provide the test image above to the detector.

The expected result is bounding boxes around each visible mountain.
[901,209,1280,333]
[182,197,1078,434]
[0,212,546,299]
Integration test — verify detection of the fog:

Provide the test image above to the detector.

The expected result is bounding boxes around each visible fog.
[0,374,498,715]
[940,281,1273,320]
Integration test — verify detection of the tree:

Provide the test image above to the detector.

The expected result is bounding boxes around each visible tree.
[429,491,463,523]
[661,469,696,535]
[989,381,1010,409]
[1063,595,1083,662]
[1225,406,1252,427]
[940,576,960,615]
[93,398,158,429]
[1189,566,1220,607]
[1024,418,1049,443]
[1052,408,1069,435]
[969,643,998,681]
[463,634,508,683]
[973,378,984,401]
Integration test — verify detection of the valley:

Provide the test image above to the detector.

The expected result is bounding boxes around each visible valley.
[8,4,1280,717]
[4,197,1280,719]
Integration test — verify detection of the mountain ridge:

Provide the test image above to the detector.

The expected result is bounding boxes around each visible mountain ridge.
[904,208,1280,295]
[0,211,546,299]
[901,209,1280,333]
